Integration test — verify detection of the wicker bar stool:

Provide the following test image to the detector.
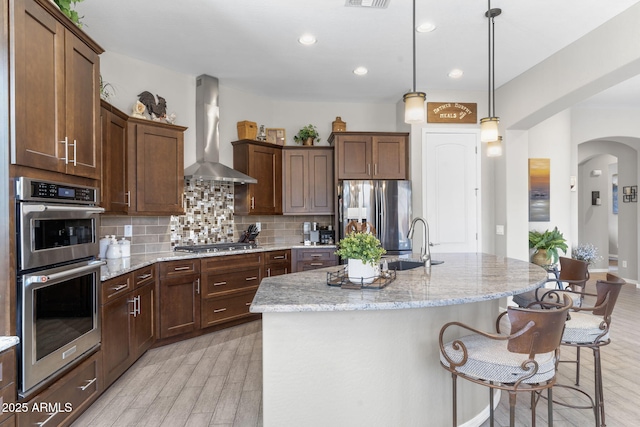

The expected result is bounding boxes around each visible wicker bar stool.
[439,295,572,427]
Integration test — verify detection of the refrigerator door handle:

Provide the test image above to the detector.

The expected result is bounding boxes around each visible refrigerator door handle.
[377,183,384,241]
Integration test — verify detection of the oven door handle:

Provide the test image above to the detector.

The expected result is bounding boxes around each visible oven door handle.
[26,261,106,286]
[22,204,105,214]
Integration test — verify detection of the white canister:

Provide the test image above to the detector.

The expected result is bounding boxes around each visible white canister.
[106,242,122,259]
[118,238,131,257]
[99,235,112,259]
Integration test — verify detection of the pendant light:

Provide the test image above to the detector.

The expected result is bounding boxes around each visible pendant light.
[403,0,426,124]
[480,1,501,145]
[487,136,503,157]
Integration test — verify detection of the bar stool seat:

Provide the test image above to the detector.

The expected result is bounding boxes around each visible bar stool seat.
[439,294,572,427]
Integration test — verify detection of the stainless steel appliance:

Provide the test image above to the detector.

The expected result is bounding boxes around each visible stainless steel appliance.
[15,177,105,398]
[339,180,412,255]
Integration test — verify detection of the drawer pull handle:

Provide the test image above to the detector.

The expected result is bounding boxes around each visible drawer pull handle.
[112,284,128,291]
[311,254,322,258]
[174,266,191,271]
[37,411,58,426]
[79,377,97,391]
[138,273,152,280]
[245,276,258,281]
[213,281,227,286]
[273,255,285,259]
[245,302,251,306]
[310,263,323,266]
[213,308,227,313]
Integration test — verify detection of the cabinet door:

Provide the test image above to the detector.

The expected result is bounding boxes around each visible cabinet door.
[283,150,308,213]
[249,144,282,214]
[132,282,155,358]
[336,134,372,180]
[101,293,134,388]
[135,123,185,214]
[101,105,129,213]
[309,149,334,213]
[159,275,200,338]
[12,0,66,174]
[64,32,101,179]
[372,134,408,179]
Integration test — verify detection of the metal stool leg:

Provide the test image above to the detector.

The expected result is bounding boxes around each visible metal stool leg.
[593,347,605,426]
[489,384,495,427]
[576,346,582,386]
[452,373,457,427]
[508,391,517,427]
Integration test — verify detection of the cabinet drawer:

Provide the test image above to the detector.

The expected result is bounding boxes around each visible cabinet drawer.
[299,260,338,271]
[297,249,336,261]
[159,259,200,277]
[17,352,101,427]
[202,253,262,271]
[201,289,257,328]
[202,268,261,297]
[133,265,155,288]
[101,274,132,304]
[0,384,16,424]
[265,250,289,264]
[0,348,15,390]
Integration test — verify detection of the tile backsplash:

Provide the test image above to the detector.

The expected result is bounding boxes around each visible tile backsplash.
[101,178,334,254]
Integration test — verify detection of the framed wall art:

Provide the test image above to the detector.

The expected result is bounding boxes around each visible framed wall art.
[528,158,550,222]
[266,128,286,145]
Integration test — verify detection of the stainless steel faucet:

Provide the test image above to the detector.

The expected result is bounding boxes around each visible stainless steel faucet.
[407,217,431,268]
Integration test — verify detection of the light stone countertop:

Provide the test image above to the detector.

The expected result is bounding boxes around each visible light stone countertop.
[100,244,337,281]
[0,336,19,352]
[250,252,548,313]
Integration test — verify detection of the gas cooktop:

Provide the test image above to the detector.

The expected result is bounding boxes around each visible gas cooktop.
[173,242,259,253]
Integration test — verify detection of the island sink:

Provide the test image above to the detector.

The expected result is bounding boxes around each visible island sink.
[386,260,424,271]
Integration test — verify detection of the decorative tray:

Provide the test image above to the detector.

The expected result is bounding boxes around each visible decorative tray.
[327,267,396,290]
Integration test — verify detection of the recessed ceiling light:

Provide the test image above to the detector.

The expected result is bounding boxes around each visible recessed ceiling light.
[416,22,436,33]
[448,69,464,79]
[298,34,317,45]
[353,67,368,76]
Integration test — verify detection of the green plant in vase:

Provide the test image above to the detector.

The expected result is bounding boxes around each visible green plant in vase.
[293,124,321,146]
[53,0,85,27]
[335,232,386,285]
[528,227,568,266]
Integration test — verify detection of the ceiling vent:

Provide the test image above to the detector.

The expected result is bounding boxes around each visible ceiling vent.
[345,0,390,9]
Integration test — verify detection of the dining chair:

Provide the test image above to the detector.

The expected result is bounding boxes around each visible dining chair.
[439,294,572,427]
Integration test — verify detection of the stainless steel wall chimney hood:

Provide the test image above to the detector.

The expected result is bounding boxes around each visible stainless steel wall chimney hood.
[184,74,257,184]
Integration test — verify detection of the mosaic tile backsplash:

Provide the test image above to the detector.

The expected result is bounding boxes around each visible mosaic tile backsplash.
[170,180,235,246]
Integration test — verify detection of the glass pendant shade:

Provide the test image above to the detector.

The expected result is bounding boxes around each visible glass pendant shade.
[480,117,499,142]
[487,136,503,157]
[403,92,426,124]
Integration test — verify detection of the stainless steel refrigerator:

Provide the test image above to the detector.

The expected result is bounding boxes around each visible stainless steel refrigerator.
[339,180,412,255]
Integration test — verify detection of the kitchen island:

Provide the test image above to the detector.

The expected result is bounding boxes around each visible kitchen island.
[251,252,548,427]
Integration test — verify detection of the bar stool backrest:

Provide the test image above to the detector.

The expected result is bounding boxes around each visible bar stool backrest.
[593,273,625,317]
[507,294,572,356]
[558,256,589,282]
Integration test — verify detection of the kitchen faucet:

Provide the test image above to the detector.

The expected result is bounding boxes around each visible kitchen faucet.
[407,217,431,269]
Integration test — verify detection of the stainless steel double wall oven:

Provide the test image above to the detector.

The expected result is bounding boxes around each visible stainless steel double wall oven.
[15,177,105,397]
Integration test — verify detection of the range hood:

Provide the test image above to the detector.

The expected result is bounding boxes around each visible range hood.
[184,74,257,184]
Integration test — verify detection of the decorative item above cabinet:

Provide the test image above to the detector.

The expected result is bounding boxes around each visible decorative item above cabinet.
[329,131,409,180]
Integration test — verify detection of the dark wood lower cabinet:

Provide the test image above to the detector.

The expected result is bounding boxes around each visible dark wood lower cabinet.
[292,247,338,272]
[158,260,201,339]
[16,351,101,427]
[101,267,155,389]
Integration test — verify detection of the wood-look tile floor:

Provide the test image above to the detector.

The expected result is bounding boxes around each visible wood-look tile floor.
[74,273,639,427]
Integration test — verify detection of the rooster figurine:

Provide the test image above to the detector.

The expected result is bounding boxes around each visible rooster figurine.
[137,91,167,120]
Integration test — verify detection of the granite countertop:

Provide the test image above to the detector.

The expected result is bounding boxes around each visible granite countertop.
[100,243,337,281]
[250,253,548,313]
[0,336,19,352]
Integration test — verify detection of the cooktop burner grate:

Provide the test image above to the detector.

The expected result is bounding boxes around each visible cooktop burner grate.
[173,242,258,253]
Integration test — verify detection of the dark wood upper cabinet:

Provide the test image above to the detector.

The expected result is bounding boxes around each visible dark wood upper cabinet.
[330,132,409,180]
[232,140,283,215]
[283,146,334,214]
[101,103,186,216]
[11,0,103,180]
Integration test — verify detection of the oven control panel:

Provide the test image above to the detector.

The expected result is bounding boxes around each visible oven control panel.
[15,177,99,204]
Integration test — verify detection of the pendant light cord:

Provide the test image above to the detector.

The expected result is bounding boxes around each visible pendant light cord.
[491,7,496,117]
[412,0,417,92]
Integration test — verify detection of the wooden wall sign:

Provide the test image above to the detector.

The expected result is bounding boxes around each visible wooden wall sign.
[427,102,477,124]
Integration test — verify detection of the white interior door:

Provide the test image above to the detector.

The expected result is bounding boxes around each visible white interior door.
[423,130,479,253]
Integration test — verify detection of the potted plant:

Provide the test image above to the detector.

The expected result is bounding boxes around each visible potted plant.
[335,232,386,284]
[572,243,602,266]
[53,0,85,27]
[293,124,321,146]
[528,227,568,266]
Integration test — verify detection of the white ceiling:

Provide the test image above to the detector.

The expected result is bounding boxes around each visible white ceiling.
[77,0,640,106]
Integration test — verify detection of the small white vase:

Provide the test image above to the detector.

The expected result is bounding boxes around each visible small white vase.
[348,259,377,285]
